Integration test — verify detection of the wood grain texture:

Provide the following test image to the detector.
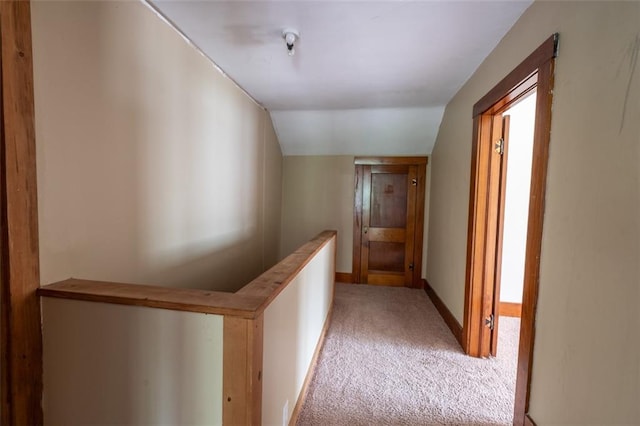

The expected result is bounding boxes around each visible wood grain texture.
[412,162,427,287]
[355,156,428,165]
[484,114,505,357]
[367,227,406,243]
[38,279,265,318]
[514,54,555,426]
[0,2,44,424]
[423,279,463,348]
[367,272,404,286]
[492,114,511,356]
[353,158,427,288]
[404,165,417,286]
[39,231,338,320]
[352,165,363,284]
[237,230,337,313]
[288,303,334,426]
[463,114,493,357]
[360,166,372,284]
[500,302,522,318]
[473,34,557,117]
[223,315,264,425]
[335,272,353,283]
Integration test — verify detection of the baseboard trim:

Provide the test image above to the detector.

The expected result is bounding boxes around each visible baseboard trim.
[524,413,537,426]
[423,279,463,348]
[335,272,353,283]
[500,302,522,318]
[288,302,334,425]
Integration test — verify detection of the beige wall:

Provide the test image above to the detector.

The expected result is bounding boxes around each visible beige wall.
[42,298,224,425]
[280,156,354,272]
[262,237,335,425]
[32,0,282,292]
[427,1,639,423]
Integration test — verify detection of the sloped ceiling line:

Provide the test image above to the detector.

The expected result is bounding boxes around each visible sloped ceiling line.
[149,0,533,155]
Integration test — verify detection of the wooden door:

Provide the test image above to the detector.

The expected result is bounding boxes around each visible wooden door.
[353,157,427,287]
[489,114,510,357]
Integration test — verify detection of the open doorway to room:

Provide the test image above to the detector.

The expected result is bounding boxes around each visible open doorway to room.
[462,34,557,426]
[493,90,537,395]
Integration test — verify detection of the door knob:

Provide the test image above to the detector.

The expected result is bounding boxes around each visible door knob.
[363,226,368,234]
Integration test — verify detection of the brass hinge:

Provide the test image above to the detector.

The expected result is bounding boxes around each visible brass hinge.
[485,314,495,330]
[494,138,504,155]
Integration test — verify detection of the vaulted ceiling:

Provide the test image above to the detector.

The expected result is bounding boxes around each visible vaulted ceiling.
[150,0,532,155]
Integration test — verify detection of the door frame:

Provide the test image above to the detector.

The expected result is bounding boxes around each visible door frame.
[462,34,557,425]
[352,157,427,287]
[0,2,44,424]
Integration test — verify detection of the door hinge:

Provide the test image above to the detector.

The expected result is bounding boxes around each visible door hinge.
[485,314,495,330]
[494,138,504,155]
[408,263,414,271]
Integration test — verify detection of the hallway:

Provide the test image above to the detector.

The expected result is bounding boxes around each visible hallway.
[297,283,520,425]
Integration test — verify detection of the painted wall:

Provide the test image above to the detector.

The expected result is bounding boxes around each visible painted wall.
[31,0,282,292]
[271,107,444,156]
[41,298,223,425]
[262,237,335,425]
[499,93,536,304]
[427,1,639,423]
[281,156,432,279]
[280,156,354,272]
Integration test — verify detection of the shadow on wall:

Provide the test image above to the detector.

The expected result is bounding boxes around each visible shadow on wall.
[43,298,224,424]
[146,237,264,292]
[120,3,265,292]
[35,2,271,292]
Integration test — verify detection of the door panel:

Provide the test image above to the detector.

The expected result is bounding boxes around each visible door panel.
[370,172,408,228]
[368,242,405,272]
[354,159,427,287]
[481,114,506,357]
[490,114,511,357]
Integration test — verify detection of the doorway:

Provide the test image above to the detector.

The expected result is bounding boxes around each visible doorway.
[352,157,427,288]
[493,91,537,362]
[462,34,557,426]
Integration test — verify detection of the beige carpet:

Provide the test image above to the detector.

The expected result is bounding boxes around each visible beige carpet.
[296,283,520,426]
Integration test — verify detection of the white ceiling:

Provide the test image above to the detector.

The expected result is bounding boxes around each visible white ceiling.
[150,0,532,155]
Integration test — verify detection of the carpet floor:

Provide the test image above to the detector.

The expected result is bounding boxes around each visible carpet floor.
[296,283,520,426]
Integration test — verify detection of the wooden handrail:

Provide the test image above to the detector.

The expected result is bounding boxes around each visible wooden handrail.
[38,230,337,319]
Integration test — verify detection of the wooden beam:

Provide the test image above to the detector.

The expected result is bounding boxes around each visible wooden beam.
[355,156,428,165]
[472,34,557,117]
[0,1,43,424]
[39,231,338,320]
[38,279,264,319]
[223,316,263,425]
[499,302,522,318]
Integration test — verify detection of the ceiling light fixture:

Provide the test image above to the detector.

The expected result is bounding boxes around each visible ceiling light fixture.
[282,29,299,57]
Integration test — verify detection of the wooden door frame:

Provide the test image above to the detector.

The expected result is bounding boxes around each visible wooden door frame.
[0,2,43,425]
[352,157,427,288]
[462,34,557,425]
